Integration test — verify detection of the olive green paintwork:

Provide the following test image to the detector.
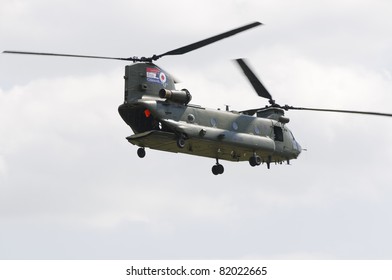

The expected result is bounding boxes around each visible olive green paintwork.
[118,63,302,166]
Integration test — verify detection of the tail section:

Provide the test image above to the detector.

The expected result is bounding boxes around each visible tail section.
[123,63,176,103]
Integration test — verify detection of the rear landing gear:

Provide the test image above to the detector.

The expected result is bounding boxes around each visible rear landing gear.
[212,164,224,175]
[137,147,146,158]
[212,159,224,175]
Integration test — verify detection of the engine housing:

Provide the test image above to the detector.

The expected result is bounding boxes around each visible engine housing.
[159,88,192,105]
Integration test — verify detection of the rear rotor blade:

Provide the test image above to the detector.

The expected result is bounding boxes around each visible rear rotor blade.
[235,58,274,103]
[4,22,262,62]
[284,105,392,117]
[154,22,262,60]
[3,50,141,62]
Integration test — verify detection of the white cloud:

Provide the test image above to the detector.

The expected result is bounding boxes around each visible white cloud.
[0,155,7,180]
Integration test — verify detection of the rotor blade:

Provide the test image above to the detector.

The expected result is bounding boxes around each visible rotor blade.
[4,22,262,62]
[235,58,274,102]
[154,22,262,60]
[284,105,392,117]
[241,105,392,117]
[3,50,139,61]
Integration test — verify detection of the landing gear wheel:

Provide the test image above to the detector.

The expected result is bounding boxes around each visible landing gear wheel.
[217,164,224,174]
[212,164,224,175]
[137,147,146,158]
[176,137,186,148]
[249,155,261,167]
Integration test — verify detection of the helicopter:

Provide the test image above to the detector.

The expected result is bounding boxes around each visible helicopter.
[4,22,392,175]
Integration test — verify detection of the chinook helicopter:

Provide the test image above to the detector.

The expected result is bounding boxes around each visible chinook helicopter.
[4,22,392,175]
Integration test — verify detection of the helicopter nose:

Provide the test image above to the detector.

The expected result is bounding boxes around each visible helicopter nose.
[294,141,302,156]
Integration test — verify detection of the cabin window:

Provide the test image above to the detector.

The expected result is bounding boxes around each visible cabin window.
[210,118,217,127]
[254,125,260,135]
[232,121,239,131]
[273,126,284,142]
[187,114,195,123]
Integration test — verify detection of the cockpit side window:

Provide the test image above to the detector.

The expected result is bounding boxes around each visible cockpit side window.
[273,126,284,142]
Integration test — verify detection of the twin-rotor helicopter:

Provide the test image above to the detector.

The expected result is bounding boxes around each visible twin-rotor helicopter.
[4,22,392,175]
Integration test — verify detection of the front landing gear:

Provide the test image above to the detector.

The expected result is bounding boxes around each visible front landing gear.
[212,159,224,175]
[248,154,272,169]
[249,154,261,167]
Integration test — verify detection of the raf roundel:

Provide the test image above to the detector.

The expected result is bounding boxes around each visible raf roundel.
[159,71,167,84]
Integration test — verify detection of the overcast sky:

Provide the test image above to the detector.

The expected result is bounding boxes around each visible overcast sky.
[1,0,392,259]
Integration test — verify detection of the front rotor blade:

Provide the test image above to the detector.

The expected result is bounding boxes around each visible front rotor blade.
[154,22,262,60]
[3,50,138,61]
[235,58,274,102]
[285,106,392,117]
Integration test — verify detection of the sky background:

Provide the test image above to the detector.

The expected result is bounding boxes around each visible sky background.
[1,0,392,259]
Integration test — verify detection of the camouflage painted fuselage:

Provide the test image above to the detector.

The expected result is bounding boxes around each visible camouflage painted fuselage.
[118,63,301,165]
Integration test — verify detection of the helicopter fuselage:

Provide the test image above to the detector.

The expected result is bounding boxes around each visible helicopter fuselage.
[119,99,302,165]
[117,62,301,171]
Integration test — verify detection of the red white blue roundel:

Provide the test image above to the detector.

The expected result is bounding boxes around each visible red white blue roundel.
[159,71,167,84]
